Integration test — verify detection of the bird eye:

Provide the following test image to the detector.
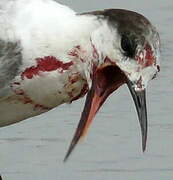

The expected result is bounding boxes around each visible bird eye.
[121,34,137,58]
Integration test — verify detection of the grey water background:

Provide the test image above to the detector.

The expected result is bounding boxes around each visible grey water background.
[0,0,173,179]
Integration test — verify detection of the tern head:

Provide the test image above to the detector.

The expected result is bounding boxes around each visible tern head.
[64,9,160,161]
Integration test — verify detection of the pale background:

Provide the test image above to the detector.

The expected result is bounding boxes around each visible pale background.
[0,0,173,179]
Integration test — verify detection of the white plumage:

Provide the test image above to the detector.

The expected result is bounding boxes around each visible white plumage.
[0,0,99,126]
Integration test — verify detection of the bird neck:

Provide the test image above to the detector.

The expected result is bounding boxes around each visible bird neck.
[73,15,118,83]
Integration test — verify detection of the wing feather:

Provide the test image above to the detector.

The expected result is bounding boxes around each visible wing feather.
[0,40,22,97]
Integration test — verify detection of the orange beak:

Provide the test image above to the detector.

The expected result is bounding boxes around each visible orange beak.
[64,64,126,161]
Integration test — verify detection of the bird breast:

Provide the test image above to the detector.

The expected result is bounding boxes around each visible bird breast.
[0,56,89,127]
[11,56,89,109]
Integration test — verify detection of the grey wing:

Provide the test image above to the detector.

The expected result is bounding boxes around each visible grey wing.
[0,40,22,97]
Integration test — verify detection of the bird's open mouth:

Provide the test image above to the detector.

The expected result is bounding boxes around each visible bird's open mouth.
[73,64,127,138]
[94,64,127,97]
[64,64,148,161]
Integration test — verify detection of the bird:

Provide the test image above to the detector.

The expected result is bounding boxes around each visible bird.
[0,0,160,161]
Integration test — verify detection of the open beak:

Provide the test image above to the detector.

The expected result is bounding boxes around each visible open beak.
[64,65,126,161]
[64,65,148,162]
[127,80,147,152]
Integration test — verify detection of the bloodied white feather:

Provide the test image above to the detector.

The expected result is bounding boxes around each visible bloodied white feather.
[0,0,104,126]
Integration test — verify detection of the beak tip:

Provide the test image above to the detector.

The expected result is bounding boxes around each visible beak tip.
[64,139,77,162]
[142,145,146,152]
[142,135,147,152]
[63,152,69,162]
[63,153,69,163]
[63,156,68,163]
